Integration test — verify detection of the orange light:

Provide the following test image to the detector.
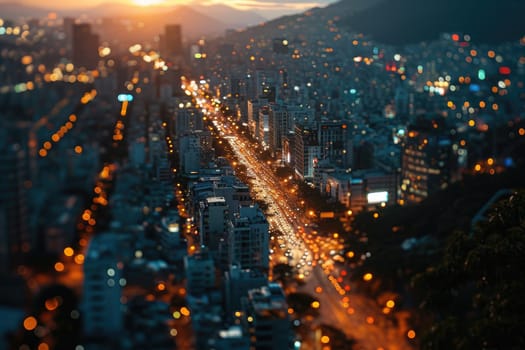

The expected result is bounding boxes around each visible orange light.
[366,316,375,324]
[38,149,48,157]
[69,114,77,122]
[54,262,64,272]
[63,247,74,257]
[180,306,190,316]
[43,141,52,150]
[321,335,330,344]
[157,283,166,291]
[386,299,395,308]
[74,254,85,264]
[518,128,525,136]
[45,298,59,311]
[363,273,373,282]
[474,164,482,172]
[74,145,83,154]
[23,316,38,331]
[407,330,416,339]
[38,343,49,350]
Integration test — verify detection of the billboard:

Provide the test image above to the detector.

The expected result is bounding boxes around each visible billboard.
[367,191,388,204]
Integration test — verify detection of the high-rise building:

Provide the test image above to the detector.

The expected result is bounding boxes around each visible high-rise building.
[318,119,352,168]
[268,104,313,155]
[164,24,183,59]
[258,106,270,148]
[224,264,266,316]
[72,23,99,70]
[0,143,29,273]
[400,115,456,204]
[242,283,293,350]
[62,17,75,53]
[294,122,320,180]
[184,248,216,296]
[198,196,229,255]
[179,133,201,175]
[227,205,269,272]
[173,103,202,139]
[83,233,124,339]
[247,99,268,139]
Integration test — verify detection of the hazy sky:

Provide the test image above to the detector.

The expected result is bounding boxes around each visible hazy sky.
[2,0,337,19]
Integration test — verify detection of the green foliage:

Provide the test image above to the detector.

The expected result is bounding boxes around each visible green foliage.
[415,191,525,349]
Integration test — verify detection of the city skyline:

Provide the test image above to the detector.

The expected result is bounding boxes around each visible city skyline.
[0,0,337,19]
[1,1,524,349]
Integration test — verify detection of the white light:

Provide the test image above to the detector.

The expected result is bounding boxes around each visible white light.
[367,191,388,204]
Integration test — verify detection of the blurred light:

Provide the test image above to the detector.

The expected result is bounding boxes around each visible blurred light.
[54,262,64,272]
[45,298,59,311]
[64,247,74,257]
[23,316,38,331]
[117,94,133,102]
[477,69,486,80]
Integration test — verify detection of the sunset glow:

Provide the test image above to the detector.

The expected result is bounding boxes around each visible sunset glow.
[132,0,166,6]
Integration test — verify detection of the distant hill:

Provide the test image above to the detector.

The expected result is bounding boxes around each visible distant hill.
[0,2,266,40]
[341,0,525,45]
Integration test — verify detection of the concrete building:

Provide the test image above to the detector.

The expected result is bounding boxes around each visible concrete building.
[83,233,124,339]
[198,196,229,255]
[184,248,216,296]
[242,283,293,350]
[318,119,352,169]
[179,133,201,175]
[0,143,29,273]
[163,24,183,60]
[401,115,456,204]
[294,122,320,180]
[72,23,99,70]
[227,205,269,272]
[224,264,267,316]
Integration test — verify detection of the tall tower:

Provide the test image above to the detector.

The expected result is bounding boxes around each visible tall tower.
[227,204,269,273]
[72,23,99,70]
[164,24,183,60]
[83,233,124,340]
[400,115,456,204]
[198,196,229,256]
[0,143,29,273]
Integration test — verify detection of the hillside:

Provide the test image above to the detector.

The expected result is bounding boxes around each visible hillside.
[342,0,525,44]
